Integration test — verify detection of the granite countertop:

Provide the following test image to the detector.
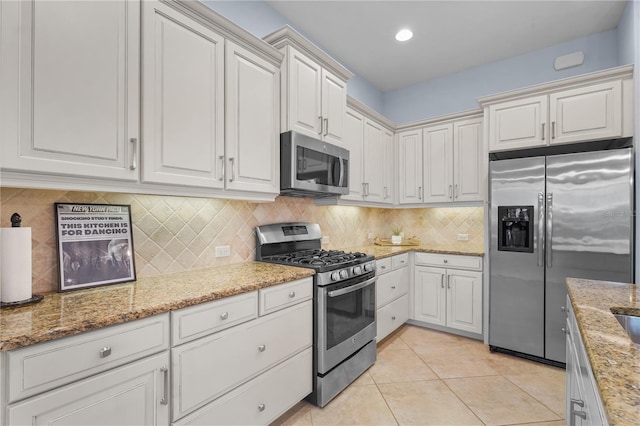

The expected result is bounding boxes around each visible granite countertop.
[0,262,314,351]
[0,244,482,352]
[346,243,484,259]
[566,278,640,425]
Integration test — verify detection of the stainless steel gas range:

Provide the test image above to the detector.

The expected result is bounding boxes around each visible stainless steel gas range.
[256,222,376,407]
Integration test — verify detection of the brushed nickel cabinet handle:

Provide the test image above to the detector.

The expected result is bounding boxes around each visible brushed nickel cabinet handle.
[541,123,545,141]
[130,138,137,170]
[220,312,229,320]
[219,155,225,181]
[229,157,235,182]
[440,274,445,288]
[288,291,296,298]
[258,403,266,412]
[552,121,556,139]
[160,366,169,405]
[258,344,266,352]
[324,118,329,136]
[318,116,323,135]
[99,346,112,358]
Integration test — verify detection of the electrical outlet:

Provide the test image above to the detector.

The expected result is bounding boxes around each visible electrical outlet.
[321,236,330,244]
[457,233,469,241]
[215,245,231,257]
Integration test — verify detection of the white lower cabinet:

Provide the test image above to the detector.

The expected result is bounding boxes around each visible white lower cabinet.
[171,278,313,425]
[565,299,607,426]
[413,253,483,335]
[2,314,171,426]
[376,254,410,341]
[7,352,170,426]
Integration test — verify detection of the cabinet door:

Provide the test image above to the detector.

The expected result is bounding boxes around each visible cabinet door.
[488,95,548,152]
[141,1,225,188]
[285,46,322,138]
[423,123,453,203]
[414,267,446,326]
[321,69,347,144]
[453,117,484,202]
[446,270,482,334]
[382,129,395,203]
[362,118,385,202]
[397,130,423,204]
[342,107,365,201]
[7,352,169,426]
[225,41,280,194]
[549,81,622,145]
[1,0,139,181]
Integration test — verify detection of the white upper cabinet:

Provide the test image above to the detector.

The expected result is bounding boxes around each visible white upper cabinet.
[224,41,280,194]
[264,26,352,144]
[487,95,548,151]
[142,0,225,188]
[549,81,622,145]
[1,0,140,181]
[398,113,484,205]
[342,107,365,201]
[482,66,633,152]
[398,130,423,204]
[383,129,394,202]
[422,123,454,203]
[363,118,386,203]
[453,118,484,202]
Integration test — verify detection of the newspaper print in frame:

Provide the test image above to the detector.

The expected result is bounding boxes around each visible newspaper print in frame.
[55,203,136,292]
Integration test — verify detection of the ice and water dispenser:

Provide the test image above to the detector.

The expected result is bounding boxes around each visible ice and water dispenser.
[498,206,534,253]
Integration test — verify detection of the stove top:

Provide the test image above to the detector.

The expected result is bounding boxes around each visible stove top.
[261,249,374,273]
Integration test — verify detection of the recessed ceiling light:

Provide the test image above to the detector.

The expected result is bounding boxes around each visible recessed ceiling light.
[395,29,413,42]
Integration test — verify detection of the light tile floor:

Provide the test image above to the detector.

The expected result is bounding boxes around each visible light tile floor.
[273,325,565,426]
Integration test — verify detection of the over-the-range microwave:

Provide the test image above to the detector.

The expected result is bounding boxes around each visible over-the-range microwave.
[280,131,349,197]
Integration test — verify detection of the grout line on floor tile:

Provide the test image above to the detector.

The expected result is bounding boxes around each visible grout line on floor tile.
[502,374,566,421]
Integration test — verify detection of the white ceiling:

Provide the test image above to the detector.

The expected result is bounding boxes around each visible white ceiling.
[266,0,628,92]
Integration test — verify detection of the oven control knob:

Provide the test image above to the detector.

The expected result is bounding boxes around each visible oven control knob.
[331,271,340,281]
[339,269,349,279]
[353,266,362,275]
[364,263,373,272]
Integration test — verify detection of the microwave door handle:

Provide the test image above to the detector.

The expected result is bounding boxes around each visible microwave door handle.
[338,157,345,187]
[327,277,376,298]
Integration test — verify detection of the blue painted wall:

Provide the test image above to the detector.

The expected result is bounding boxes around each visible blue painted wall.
[383,29,620,124]
[204,0,385,113]
[206,1,625,124]
[618,0,636,65]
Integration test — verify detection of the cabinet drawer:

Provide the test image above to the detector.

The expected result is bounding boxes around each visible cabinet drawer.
[259,278,312,316]
[391,253,409,269]
[377,294,409,342]
[7,314,169,403]
[376,267,409,309]
[171,292,257,346]
[7,351,170,426]
[171,300,312,420]
[415,253,482,271]
[376,257,392,274]
[174,348,312,426]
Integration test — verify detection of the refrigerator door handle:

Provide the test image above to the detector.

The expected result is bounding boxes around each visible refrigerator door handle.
[546,192,553,268]
[538,192,545,267]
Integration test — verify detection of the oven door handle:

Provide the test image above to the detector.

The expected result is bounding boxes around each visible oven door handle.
[327,277,376,298]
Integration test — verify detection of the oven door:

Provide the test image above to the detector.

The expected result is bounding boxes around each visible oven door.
[317,273,377,374]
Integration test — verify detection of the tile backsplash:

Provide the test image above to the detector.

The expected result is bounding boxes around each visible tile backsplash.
[0,188,484,294]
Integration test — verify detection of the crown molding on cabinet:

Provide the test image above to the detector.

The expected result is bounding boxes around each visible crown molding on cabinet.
[347,96,396,130]
[166,0,284,66]
[263,25,354,82]
[395,108,483,132]
[477,64,634,106]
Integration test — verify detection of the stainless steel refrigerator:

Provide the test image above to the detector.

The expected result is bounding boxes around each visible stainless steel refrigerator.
[489,147,634,364]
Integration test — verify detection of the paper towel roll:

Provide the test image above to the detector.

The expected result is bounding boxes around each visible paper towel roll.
[1,227,33,303]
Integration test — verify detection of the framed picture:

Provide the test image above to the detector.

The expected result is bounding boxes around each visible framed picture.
[55,203,136,292]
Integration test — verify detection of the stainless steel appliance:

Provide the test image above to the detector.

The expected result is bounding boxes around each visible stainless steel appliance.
[280,131,349,197]
[489,146,634,365]
[255,223,376,407]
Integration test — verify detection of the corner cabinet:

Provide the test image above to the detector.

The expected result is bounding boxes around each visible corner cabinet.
[264,26,352,145]
[413,253,483,335]
[565,299,607,426]
[398,113,484,205]
[481,66,634,152]
[0,0,140,181]
[376,254,410,341]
